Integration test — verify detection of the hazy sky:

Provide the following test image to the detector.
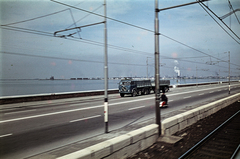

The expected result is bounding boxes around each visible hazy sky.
[1,0,240,79]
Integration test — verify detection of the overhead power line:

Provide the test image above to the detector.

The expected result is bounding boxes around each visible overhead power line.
[66,4,103,29]
[0,51,146,67]
[50,0,153,33]
[2,24,240,69]
[2,0,240,68]
[1,1,86,26]
[199,2,240,44]
[220,8,240,21]
[227,0,240,25]
[50,0,240,65]
[1,9,69,26]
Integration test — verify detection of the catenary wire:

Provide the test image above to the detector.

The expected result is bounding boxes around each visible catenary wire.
[228,0,240,25]
[1,1,240,68]
[2,23,240,69]
[0,51,146,67]
[199,2,240,44]
[2,25,239,69]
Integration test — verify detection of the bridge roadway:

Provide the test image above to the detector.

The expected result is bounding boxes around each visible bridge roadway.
[0,82,240,159]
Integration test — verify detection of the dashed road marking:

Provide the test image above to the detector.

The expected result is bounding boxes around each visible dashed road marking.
[128,105,146,111]
[0,133,12,138]
[70,115,101,123]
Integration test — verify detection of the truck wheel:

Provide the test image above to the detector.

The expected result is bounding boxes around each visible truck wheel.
[120,93,124,97]
[165,87,169,92]
[132,89,137,97]
[146,89,149,94]
[138,90,142,96]
[143,89,147,95]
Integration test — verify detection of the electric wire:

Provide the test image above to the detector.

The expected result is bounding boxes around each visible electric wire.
[1,9,69,26]
[199,2,240,44]
[49,0,240,65]
[0,51,145,67]
[228,0,240,25]
[1,1,236,66]
[1,1,240,70]
[1,0,86,27]
[66,5,103,29]
[50,0,153,33]
[2,25,239,70]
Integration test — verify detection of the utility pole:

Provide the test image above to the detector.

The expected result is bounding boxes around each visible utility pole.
[103,0,109,133]
[52,0,109,133]
[155,0,208,136]
[155,0,161,136]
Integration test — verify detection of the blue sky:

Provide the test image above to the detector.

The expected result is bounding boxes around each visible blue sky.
[1,0,240,79]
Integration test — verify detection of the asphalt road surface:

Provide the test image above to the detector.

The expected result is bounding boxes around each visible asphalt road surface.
[0,82,240,159]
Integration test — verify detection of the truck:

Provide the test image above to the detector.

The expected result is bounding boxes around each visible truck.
[118,78,170,97]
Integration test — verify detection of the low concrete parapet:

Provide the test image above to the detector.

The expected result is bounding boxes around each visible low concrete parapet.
[57,124,158,159]
[161,93,240,136]
[0,89,119,105]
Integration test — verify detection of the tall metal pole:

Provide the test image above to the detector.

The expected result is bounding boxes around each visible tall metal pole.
[228,51,230,94]
[155,0,161,136]
[104,0,109,133]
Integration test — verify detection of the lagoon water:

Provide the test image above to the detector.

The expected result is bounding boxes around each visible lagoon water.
[0,78,229,97]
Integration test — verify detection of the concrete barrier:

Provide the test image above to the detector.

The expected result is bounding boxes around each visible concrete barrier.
[57,124,158,159]
[161,93,240,135]
[0,89,119,105]
[57,93,240,159]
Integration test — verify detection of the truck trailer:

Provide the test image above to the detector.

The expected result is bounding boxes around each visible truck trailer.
[118,78,170,97]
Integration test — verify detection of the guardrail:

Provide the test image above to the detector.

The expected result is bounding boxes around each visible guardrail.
[0,81,237,105]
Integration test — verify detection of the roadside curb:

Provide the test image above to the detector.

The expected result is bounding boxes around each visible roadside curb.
[57,124,158,159]
[161,93,240,136]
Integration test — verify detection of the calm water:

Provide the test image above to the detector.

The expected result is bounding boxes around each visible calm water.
[0,78,230,97]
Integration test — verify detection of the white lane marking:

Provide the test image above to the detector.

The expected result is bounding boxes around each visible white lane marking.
[0,98,153,123]
[0,84,238,124]
[167,84,237,97]
[169,100,174,102]
[70,115,101,123]
[209,91,214,93]
[0,133,12,138]
[109,97,154,106]
[4,109,36,115]
[0,105,103,124]
[183,96,191,99]
[199,93,205,95]
[128,106,145,111]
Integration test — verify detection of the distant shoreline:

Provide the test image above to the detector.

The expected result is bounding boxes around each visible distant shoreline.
[0,76,238,81]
